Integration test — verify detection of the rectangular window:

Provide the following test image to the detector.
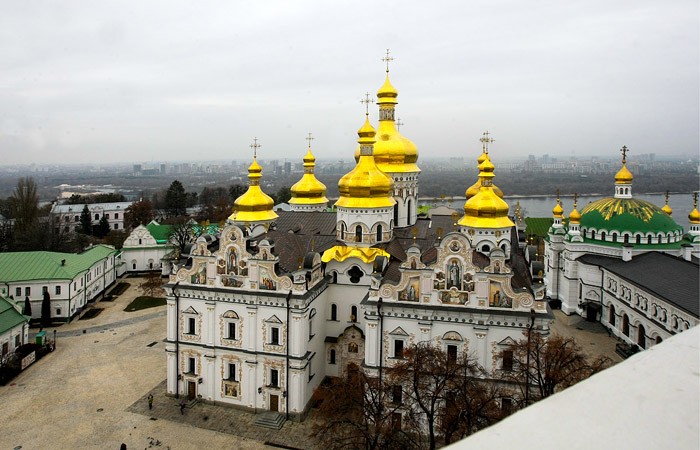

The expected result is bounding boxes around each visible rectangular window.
[447,344,458,365]
[105,213,110,219]
[55,286,61,295]
[393,339,404,358]
[14,335,20,348]
[270,369,279,387]
[188,357,196,374]
[501,397,513,415]
[114,223,118,230]
[228,363,237,381]
[1,342,8,356]
[15,287,21,297]
[228,322,236,340]
[56,308,61,316]
[271,327,280,345]
[114,213,119,219]
[42,286,48,294]
[392,385,403,404]
[25,287,30,296]
[94,213,99,220]
[391,412,402,430]
[188,317,196,334]
[502,350,514,371]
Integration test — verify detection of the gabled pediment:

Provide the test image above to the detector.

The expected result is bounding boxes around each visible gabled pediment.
[183,306,199,315]
[497,336,518,346]
[265,315,282,324]
[389,326,409,336]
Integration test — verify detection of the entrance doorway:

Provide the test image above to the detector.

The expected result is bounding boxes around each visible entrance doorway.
[269,394,279,412]
[586,303,601,322]
[187,381,196,400]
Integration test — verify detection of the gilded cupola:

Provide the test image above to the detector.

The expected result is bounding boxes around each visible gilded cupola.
[458,153,514,228]
[353,51,419,174]
[662,191,673,216]
[569,194,581,224]
[552,195,564,219]
[466,133,503,200]
[229,140,278,223]
[289,135,328,209]
[689,193,700,224]
[336,114,395,209]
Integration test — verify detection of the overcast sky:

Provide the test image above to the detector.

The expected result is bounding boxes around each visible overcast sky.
[1,0,697,166]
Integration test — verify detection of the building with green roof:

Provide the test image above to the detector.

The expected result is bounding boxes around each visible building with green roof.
[543,149,699,352]
[0,245,119,322]
[0,294,29,358]
[121,221,175,274]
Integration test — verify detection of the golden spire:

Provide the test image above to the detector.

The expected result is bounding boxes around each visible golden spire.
[290,133,328,207]
[336,112,395,209]
[230,139,278,223]
[615,145,634,184]
[569,193,581,224]
[552,190,564,219]
[467,131,503,199]
[662,191,673,216]
[689,192,700,224]
[458,152,514,229]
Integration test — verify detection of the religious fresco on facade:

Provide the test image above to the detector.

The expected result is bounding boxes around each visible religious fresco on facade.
[398,276,420,302]
[489,282,512,308]
[440,289,469,305]
[259,267,277,290]
[221,275,243,288]
[446,259,462,289]
[191,264,206,284]
[227,249,238,274]
[433,271,446,290]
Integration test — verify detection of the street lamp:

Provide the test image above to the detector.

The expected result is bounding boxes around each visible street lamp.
[525,308,536,406]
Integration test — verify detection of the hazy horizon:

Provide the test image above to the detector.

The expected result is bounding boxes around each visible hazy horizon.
[2,1,698,165]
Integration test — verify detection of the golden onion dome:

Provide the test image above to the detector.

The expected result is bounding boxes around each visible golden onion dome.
[229,158,278,223]
[662,203,673,216]
[569,203,581,224]
[615,163,634,184]
[466,151,504,200]
[352,73,419,174]
[289,148,328,205]
[552,200,564,219]
[458,154,514,228]
[690,195,700,224]
[336,115,395,209]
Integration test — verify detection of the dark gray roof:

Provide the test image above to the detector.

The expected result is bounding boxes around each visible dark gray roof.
[578,252,699,318]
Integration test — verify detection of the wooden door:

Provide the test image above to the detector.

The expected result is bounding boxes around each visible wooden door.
[269,394,279,412]
[187,381,196,400]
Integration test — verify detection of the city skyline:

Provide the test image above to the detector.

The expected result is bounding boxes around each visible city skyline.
[1,1,698,165]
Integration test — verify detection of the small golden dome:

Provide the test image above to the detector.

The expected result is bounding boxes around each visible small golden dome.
[458,154,514,229]
[289,148,328,205]
[569,207,581,224]
[662,204,673,216]
[552,200,564,219]
[466,151,503,200]
[689,208,700,224]
[229,157,278,223]
[353,73,419,174]
[615,164,634,184]
[336,116,395,209]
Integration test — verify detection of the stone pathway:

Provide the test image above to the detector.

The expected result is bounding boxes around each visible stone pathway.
[127,380,323,450]
[54,310,166,337]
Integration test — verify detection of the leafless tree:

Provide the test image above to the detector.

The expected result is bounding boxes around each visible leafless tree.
[139,271,164,297]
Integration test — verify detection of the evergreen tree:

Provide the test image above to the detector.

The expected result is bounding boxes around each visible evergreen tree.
[165,180,187,217]
[23,296,32,316]
[80,205,92,235]
[96,215,110,238]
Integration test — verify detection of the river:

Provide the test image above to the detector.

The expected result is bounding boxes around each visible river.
[420,192,697,221]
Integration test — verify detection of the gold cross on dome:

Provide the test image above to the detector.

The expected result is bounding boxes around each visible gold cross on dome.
[361,92,374,115]
[396,117,404,131]
[573,193,578,209]
[620,145,629,163]
[306,132,314,149]
[694,192,698,209]
[480,131,495,153]
[556,189,560,202]
[250,137,261,159]
[382,48,394,73]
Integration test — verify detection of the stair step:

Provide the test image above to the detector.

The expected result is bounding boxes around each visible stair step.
[254,412,286,430]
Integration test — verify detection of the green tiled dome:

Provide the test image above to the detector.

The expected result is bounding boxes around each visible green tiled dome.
[579,198,683,236]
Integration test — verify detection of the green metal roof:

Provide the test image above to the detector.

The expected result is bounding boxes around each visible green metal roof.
[0,245,117,283]
[580,197,683,235]
[525,218,554,238]
[0,295,29,334]
[146,223,174,244]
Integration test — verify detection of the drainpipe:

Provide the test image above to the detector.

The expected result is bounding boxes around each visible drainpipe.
[285,290,292,420]
[173,281,181,399]
[377,297,384,411]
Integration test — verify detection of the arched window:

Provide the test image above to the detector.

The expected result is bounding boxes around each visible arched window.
[408,199,413,222]
[655,336,662,344]
[329,349,336,364]
[481,244,490,253]
[622,314,629,337]
[351,305,358,323]
[623,234,629,244]
[332,272,338,283]
[330,304,337,321]
[611,232,617,242]
[636,235,641,244]
[394,204,399,225]
[601,231,606,241]
[637,324,646,349]
[340,223,346,238]
[609,304,616,326]
[377,224,383,242]
[355,226,362,243]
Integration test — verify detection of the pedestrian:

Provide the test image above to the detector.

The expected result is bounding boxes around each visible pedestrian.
[147,394,153,410]
[180,400,186,415]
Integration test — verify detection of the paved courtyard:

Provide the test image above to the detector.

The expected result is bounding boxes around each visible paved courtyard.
[0,276,621,450]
